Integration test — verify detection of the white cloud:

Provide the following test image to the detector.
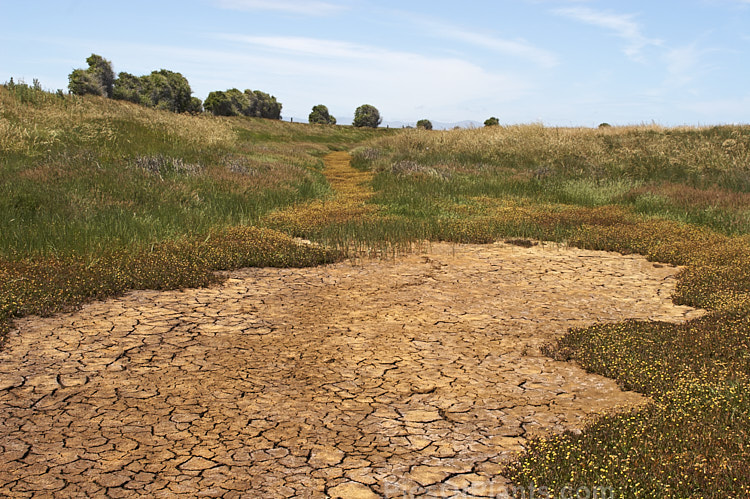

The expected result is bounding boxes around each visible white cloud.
[388,12,559,68]
[555,7,661,61]
[218,35,378,59]
[212,34,531,121]
[426,24,559,68]
[215,0,347,16]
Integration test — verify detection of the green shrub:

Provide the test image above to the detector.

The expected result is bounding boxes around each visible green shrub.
[204,88,282,118]
[309,104,337,125]
[68,54,115,97]
[353,104,382,128]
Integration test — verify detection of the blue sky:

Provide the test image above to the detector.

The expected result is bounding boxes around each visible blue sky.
[2,0,750,126]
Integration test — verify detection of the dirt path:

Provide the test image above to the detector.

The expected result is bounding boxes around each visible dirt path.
[264,151,376,231]
[0,154,704,498]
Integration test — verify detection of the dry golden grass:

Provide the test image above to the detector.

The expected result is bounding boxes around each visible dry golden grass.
[358,124,750,181]
[263,151,378,232]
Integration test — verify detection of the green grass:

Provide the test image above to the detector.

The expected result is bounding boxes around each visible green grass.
[352,125,750,235]
[0,84,393,257]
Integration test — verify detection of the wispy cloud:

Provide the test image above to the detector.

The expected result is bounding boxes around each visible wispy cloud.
[427,24,559,68]
[663,43,713,87]
[212,34,530,120]
[215,0,347,16]
[218,35,376,59]
[555,7,661,61]
[391,13,559,68]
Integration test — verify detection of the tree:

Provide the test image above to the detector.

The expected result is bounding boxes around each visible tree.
[484,117,500,127]
[113,69,197,113]
[140,70,193,113]
[205,88,251,116]
[244,88,261,118]
[309,104,336,125]
[86,54,115,98]
[416,119,433,130]
[187,97,203,114]
[204,90,234,116]
[353,104,382,128]
[112,72,143,104]
[249,90,282,119]
[203,88,282,119]
[68,53,115,97]
[228,88,253,115]
[68,69,104,97]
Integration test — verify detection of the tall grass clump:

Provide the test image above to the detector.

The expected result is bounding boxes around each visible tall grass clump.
[353,125,750,235]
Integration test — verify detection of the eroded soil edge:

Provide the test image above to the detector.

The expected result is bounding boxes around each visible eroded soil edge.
[0,242,703,497]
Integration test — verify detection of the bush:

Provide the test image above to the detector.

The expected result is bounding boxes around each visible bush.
[112,67,197,113]
[85,54,115,98]
[187,97,203,113]
[68,54,115,97]
[416,119,433,130]
[309,104,337,125]
[112,71,143,104]
[68,69,104,97]
[139,70,194,113]
[484,116,499,127]
[203,90,235,116]
[251,90,282,119]
[204,88,282,119]
[353,104,382,128]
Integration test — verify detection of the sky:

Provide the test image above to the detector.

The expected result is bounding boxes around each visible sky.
[2,0,750,127]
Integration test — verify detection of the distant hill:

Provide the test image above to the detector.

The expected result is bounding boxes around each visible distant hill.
[379,119,483,130]
[289,117,483,130]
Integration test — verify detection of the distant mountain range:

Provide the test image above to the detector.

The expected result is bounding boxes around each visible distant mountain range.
[288,117,483,130]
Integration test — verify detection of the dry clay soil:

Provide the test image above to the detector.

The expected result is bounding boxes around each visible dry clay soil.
[0,242,703,498]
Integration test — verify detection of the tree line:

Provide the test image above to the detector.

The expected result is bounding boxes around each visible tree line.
[66,54,381,126]
[67,54,284,119]
[68,54,280,117]
[69,54,203,114]
[67,54,501,128]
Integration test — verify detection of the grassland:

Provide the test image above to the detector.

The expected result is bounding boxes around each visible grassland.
[2,82,750,496]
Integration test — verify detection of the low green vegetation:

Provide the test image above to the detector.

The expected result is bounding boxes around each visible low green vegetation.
[203,88,282,118]
[309,104,337,125]
[353,104,383,128]
[353,125,750,235]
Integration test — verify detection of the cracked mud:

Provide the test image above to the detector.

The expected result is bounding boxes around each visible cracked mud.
[0,242,703,497]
